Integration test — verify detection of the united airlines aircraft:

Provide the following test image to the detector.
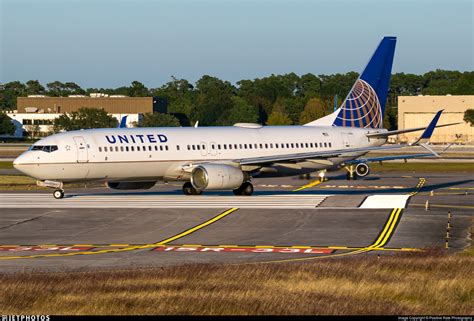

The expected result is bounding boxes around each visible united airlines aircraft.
[13,37,457,199]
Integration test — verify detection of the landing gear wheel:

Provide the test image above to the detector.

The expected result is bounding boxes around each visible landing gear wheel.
[182,182,202,195]
[233,182,254,196]
[53,189,64,199]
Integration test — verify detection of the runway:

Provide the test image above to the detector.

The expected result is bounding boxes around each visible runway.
[0,172,472,272]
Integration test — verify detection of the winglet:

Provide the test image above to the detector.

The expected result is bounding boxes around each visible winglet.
[413,109,443,144]
[119,115,128,128]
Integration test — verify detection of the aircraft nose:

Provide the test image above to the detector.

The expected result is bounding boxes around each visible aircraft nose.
[13,152,33,174]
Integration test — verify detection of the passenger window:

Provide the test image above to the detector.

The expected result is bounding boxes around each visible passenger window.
[265,144,268,149]
[224,144,227,150]
[218,145,221,150]
[99,147,102,152]
[286,143,289,148]
[254,144,257,149]
[177,145,180,151]
[155,146,158,151]
[291,143,294,148]
[295,143,299,148]
[229,144,232,150]
[192,145,195,150]
[165,146,169,151]
[131,146,134,151]
[126,146,129,152]
[187,145,190,150]
[211,144,215,149]
[239,144,243,149]
[319,143,323,147]
[104,147,108,152]
[328,143,332,147]
[275,143,278,148]
[270,143,273,148]
[310,143,313,148]
[234,144,238,149]
[197,145,201,150]
[160,146,163,151]
[137,146,140,151]
[244,144,247,149]
[249,144,252,149]
[259,144,263,149]
[324,143,327,147]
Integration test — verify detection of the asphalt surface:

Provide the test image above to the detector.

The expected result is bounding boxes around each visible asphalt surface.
[0,172,472,272]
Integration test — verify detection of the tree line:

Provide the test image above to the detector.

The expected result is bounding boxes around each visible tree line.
[1,70,473,135]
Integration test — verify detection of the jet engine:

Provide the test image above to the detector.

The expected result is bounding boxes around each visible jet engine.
[355,163,370,177]
[191,164,244,190]
[107,181,156,190]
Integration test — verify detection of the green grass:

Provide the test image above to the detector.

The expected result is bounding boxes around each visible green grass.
[371,162,474,172]
[0,161,13,169]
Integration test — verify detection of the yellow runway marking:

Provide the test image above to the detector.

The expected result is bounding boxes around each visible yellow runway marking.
[292,178,327,192]
[0,208,239,260]
[257,208,403,263]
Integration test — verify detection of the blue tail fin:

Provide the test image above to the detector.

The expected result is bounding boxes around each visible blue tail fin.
[333,36,396,129]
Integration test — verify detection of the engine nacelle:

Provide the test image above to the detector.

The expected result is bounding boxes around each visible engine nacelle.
[107,181,156,190]
[191,164,244,190]
[355,163,370,177]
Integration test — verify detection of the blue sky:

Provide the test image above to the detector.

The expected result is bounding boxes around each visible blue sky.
[1,0,472,88]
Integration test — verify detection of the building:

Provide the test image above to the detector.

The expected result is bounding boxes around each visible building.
[7,94,167,137]
[398,95,473,144]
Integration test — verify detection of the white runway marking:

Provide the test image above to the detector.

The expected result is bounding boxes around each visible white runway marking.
[0,193,330,209]
[359,195,410,209]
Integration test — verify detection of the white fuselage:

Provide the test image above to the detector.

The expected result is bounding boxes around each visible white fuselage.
[13,125,386,183]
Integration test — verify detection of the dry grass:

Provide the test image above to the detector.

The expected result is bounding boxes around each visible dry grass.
[1,252,473,315]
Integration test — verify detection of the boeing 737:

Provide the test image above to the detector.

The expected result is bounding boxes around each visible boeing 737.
[13,36,457,199]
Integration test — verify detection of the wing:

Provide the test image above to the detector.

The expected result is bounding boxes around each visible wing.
[344,153,434,165]
[234,144,407,166]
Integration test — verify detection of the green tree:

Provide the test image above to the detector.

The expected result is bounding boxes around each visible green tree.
[139,113,180,127]
[129,81,149,97]
[25,80,46,95]
[53,107,118,132]
[267,110,293,125]
[0,81,26,110]
[192,75,234,125]
[219,97,259,125]
[0,113,16,135]
[464,109,474,126]
[299,98,327,124]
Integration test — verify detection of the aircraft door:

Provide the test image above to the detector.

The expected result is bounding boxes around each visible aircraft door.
[341,133,351,148]
[73,136,89,162]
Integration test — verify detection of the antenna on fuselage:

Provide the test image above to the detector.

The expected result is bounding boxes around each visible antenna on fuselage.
[194,121,199,128]
[333,94,338,112]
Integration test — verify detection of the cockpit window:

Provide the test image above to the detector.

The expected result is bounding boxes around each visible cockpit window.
[29,145,58,153]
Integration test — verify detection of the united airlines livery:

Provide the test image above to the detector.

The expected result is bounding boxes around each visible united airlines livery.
[13,37,458,199]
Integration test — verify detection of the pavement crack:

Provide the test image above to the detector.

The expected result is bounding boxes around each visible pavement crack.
[0,215,46,231]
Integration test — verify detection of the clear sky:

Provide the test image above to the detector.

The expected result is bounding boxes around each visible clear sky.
[1,0,472,88]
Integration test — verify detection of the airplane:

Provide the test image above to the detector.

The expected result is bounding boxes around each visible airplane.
[13,36,458,199]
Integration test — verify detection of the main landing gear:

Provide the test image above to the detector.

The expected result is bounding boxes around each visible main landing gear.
[182,182,202,195]
[233,181,254,196]
[53,189,65,199]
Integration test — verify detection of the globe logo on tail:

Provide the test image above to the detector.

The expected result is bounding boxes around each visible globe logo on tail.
[334,79,383,129]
